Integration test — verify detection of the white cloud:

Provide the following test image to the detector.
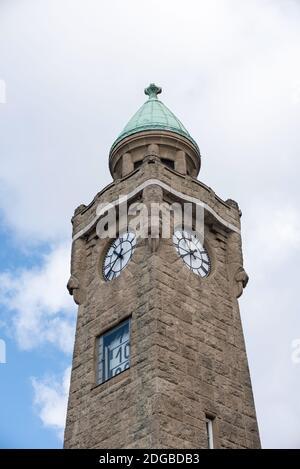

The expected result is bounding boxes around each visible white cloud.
[0,244,75,354]
[244,204,300,266]
[32,367,71,440]
[0,0,299,242]
[0,79,6,104]
[240,201,300,448]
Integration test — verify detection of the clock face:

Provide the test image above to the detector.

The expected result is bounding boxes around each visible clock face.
[173,229,211,278]
[103,232,136,281]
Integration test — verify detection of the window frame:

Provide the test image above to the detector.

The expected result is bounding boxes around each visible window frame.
[97,317,131,385]
[205,415,215,449]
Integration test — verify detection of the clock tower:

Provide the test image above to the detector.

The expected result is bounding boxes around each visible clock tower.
[64,84,260,449]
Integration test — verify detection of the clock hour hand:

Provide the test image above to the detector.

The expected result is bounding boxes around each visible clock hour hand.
[113,247,123,258]
[118,247,133,258]
[181,249,197,258]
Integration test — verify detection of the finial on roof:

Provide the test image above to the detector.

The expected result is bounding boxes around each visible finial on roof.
[144,83,162,100]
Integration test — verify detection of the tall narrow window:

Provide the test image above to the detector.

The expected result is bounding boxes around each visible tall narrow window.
[205,416,214,449]
[97,318,131,385]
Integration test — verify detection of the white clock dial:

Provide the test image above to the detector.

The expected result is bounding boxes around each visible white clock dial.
[173,229,211,278]
[103,232,136,281]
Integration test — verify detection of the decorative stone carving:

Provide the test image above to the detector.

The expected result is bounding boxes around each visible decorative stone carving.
[146,143,159,156]
[227,231,249,298]
[234,266,249,298]
[144,143,160,165]
[67,274,82,305]
[67,238,86,305]
[142,184,164,252]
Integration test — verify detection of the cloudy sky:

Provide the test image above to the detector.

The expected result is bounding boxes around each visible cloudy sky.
[0,0,300,448]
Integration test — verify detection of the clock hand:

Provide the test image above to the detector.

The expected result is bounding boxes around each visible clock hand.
[178,246,190,253]
[181,249,197,258]
[192,253,201,260]
[108,247,125,276]
[119,247,133,258]
[113,247,124,258]
[178,245,197,256]
[193,250,209,262]
[186,241,195,252]
[181,252,191,258]
[181,234,189,248]
[106,254,120,277]
[182,233,193,245]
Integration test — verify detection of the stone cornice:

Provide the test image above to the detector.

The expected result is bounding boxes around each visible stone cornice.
[72,178,240,241]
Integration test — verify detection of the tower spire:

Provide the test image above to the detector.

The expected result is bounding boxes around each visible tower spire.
[110,83,199,159]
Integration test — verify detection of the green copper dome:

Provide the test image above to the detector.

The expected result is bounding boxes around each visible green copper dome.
[110,83,199,152]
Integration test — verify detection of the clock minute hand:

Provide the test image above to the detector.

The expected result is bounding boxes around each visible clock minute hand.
[106,253,120,277]
[119,247,133,258]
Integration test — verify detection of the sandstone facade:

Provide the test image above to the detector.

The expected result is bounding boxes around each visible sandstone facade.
[64,131,260,448]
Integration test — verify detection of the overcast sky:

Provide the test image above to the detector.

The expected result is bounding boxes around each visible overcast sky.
[0,0,300,448]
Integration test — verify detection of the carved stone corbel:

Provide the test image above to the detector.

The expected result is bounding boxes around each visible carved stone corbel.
[145,143,159,158]
[67,237,87,305]
[143,143,160,167]
[142,184,164,253]
[234,266,249,298]
[227,231,249,299]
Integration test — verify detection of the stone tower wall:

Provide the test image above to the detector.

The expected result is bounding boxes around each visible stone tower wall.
[64,151,260,449]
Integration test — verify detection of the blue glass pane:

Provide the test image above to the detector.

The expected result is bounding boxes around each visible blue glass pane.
[100,319,130,383]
